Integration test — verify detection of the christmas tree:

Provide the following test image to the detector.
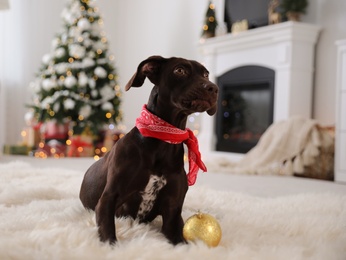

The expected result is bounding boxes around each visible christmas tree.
[201,1,218,38]
[29,0,121,136]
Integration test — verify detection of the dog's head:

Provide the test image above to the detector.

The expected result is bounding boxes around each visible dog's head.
[125,56,218,116]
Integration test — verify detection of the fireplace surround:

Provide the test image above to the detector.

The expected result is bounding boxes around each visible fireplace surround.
[198,21,320,161]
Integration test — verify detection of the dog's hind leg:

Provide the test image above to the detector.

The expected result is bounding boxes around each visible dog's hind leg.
[95,184,119,244]
[79,157,107,210]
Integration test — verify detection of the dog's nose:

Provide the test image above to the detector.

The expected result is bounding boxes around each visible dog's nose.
[203,83,218,95]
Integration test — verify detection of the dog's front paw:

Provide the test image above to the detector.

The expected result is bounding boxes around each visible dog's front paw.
[98,227,117,245]
[99,235,117,245]
[166,232,187,245]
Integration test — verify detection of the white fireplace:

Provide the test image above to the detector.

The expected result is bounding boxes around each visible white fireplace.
[197,21,321,161]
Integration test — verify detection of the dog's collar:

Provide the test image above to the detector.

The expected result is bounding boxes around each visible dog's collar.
[135,104,207,186]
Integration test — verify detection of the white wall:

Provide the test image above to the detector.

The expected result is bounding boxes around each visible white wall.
[0,0,345,150]
[102,0,212,130]
[303,0,346,124]
[0,0,66,150]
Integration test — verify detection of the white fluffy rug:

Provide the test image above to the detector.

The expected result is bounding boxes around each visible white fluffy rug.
[0,161,345,260]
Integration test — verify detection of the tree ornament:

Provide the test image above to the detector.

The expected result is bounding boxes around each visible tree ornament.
[101,102,113,111]
[42,78,56,91]
[69,44,86,58]
[64,98,75,110]
[77,17,91,30]
[79,105,92,118]
[78,72,88,86]
[55,47,66,58]
[42,54,51,65]
[94,66,107,78]
[183,212,222,247]
[64,76,77,88]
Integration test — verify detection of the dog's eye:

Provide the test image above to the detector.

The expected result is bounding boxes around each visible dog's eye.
[203,71,209,78]
[174,67,187,76]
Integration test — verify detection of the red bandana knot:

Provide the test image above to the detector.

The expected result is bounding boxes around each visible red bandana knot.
[135,105,207,186]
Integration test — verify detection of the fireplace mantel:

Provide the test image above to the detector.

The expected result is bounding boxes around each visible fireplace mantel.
[198,21,321,161]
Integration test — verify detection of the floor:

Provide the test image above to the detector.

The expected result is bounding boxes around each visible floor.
[1,155,346,197]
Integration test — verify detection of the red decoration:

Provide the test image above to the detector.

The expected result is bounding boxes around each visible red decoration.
[43,121,69,141]
[33,140,66,158]
[136,105,206,186]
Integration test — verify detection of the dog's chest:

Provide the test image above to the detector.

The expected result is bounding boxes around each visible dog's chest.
[137,175,167,219]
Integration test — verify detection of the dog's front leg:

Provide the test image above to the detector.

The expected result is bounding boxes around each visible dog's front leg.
[161,204,186,245]
[95,189,118,244]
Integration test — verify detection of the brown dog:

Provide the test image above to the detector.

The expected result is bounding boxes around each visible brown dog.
[79,56,218,245]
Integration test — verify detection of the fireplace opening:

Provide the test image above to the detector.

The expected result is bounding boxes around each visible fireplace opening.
[216,66,275,153]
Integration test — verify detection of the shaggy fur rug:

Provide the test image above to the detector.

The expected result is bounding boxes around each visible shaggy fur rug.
[0,161,345,260]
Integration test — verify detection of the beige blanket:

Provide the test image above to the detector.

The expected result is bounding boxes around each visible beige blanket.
[210,116,333,176]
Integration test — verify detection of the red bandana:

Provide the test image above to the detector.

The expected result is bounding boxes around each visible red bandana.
[135,105,207,186]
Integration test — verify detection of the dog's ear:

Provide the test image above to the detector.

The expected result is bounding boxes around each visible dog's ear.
[125,56,167,91]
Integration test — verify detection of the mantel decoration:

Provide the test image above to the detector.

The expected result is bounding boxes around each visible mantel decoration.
[268,0,282,25]
[231,20,249,34]
[26,0,123,158]
[201,1,218,39]
[280,0,309,22]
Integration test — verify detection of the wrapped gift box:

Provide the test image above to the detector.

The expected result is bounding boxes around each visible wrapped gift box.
[32,140,66,158]
[67,135,94,157]
[3,145,32,155]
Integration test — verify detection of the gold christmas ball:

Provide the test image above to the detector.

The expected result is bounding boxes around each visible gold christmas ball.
[183,212,222,247]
